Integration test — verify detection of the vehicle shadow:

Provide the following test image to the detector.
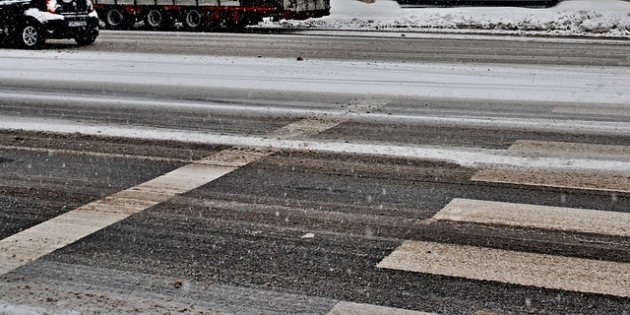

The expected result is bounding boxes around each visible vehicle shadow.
[0,40,89,50]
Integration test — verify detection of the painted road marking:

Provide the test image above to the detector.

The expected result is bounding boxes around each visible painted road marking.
[197,147,275,168]
[0,145,188,163]
[434,198,630,237]
[3,100,630,136]
[554,106,630,117]
[267,118,343,139]
[509,140,630,160]
[0,163,236,275]
[472,167,630,193]
[472,140,630,193]
[3,116,630,172]
[377,140,630,298]
[327,301,437,315]
[378,241,630,298]
[0,117,343,276]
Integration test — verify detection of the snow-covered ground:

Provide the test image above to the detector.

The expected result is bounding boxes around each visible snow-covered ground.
[2,50,628,105]
[281,0,630,38]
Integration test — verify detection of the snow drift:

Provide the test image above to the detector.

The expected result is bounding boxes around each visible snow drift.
[282,0,630,38]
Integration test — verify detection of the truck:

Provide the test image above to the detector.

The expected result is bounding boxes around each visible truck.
[0,0,99,48]
[93,0,331,31]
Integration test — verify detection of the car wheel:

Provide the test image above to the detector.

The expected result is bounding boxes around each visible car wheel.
[183,9,204,31]
[74,31,98,46]
[16,21,45,49]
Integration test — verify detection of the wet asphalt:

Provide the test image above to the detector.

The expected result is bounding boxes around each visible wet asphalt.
[1,126,629,314]
[0,31,629,314]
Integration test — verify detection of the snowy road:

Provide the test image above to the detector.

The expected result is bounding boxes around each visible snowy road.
[1,32,630,314]
[2,49,629,104]
[86,30,630,66]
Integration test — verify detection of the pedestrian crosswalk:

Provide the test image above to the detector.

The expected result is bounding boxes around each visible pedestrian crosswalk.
[2,128,630,313]
[508,140,630,159]
[0,118,343,277]
[554,105,630,118]
[327,302,437,315]
[472,168,630,193]
[473,140,630,193]
[378,240,630,298]
[379,140,630,299]
[433,198,630,237]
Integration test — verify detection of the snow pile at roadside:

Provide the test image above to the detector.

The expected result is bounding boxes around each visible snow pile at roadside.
[284,0,630,38]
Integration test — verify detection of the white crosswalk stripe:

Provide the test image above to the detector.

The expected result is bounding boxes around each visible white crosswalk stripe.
[378,240,630,298]
[433,198,630,237]
[0,118,343,276]
[327,302,438,315]
[554,105,630,117]
[508,140,630,160]
[472,168,630,193]
[472,140,630,193]
[379,139,630,298]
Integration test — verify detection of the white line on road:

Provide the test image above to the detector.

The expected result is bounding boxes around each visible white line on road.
[2,116,630,173]
[0,163,235,275]
[472,168,630,194]
[508,140,630,160]
[266,118,343,139]
[554,106,630,117]
[433,198,630,237]
[0,301,439,315]
[327,301,437,315]
[0,145,189,163]
[0,118,341,276]
[472,140,630,193]
[3,90,630,136]
[377,240,630,298]
[102,30,630,45]
[378,139,630,298]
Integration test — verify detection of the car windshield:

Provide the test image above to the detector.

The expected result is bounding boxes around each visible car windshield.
[1,0,629,314]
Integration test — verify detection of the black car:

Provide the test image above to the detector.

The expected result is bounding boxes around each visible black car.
[0,0,99,49]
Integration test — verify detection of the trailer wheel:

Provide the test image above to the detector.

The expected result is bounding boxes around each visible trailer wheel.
[105,8,132,30]
[144,9,165,30]
[183,9,204,31]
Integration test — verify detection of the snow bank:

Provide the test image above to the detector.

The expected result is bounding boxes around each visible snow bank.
[283,0,630,38]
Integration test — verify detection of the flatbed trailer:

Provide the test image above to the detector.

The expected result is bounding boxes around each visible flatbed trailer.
[93,0,330,30]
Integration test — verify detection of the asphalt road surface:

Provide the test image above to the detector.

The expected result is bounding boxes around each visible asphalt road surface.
[95,30,630,66]
[0,31,629,314]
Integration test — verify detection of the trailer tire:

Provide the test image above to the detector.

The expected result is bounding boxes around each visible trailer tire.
[144,9,169,30]
[183,9,204,31]
[105,8,133,30]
